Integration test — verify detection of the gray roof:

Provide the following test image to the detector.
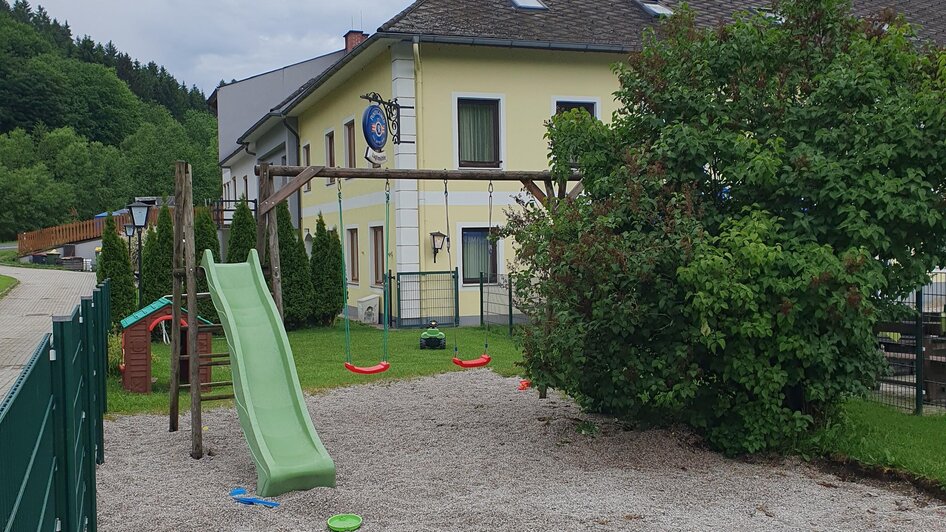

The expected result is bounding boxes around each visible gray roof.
[378,0,945,50]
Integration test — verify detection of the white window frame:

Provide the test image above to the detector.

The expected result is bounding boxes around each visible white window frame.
[368,223,385,289]
[345,224,360,286]
[324,128,336,186]
[342,116,357,170]
[452,92,506,171]
[551,96,602,119]
[456,222,503,289]
[302,143,312,192]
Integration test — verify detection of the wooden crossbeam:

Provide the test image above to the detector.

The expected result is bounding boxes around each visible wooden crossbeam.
[256,165,580,181]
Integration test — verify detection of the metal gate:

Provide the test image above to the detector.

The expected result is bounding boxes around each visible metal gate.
[396,270,458,328]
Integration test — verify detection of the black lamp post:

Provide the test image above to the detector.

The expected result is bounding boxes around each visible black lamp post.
[128,201,152,307]
[123,223,134,255]
[430,231,447,263]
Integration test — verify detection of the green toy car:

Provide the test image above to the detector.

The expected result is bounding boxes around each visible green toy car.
[420,321,447,349]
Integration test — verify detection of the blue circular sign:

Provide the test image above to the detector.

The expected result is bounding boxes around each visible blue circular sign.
[362,105,388,151]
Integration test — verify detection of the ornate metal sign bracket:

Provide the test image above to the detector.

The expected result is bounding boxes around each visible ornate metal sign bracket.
[360,92,415,145]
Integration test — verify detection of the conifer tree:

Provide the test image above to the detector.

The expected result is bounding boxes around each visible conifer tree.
[140,203,172,305]
[226,196,256,263]
[310,213,345,326]
[97,213,136,327]
[194,207,220,321]
[275,201,313,328]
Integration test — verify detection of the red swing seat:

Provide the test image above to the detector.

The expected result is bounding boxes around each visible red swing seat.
[344,361,391,375]
[452,354,492,368]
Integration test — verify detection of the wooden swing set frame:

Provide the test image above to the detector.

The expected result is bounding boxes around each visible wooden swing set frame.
[169,160,577,459]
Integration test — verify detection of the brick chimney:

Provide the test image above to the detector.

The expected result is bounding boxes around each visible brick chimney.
[344,30,369,53]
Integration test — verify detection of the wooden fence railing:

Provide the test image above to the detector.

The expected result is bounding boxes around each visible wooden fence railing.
[17,210,161,257]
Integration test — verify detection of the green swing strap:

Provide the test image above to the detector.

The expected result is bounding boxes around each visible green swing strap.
[338,179,391,375]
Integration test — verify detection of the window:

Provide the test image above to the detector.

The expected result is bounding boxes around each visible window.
[371,226,384,286]
[457,98,500,168]
[302,144,311,192]
[243,175,248,199]
[231,176,237,200]
[325,131,336,185]
[224,182,229,201]
[555,100,597,117]
[344,120,356,168]
[461,228,498,284]
[347,228,359,283]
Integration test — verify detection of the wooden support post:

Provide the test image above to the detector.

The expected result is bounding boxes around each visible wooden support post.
[169,163,184,432]
[267,187,284,319]
[521,180,547,205]
[182,162,203,459]
[256,163,270,260]
[567,182,584,200]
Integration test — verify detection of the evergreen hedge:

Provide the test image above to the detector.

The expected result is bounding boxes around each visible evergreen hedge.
[227,196,256,263]
[139,204,172,306]
[310,213,345,326]
[194,207,220,321]
[275,201,314,328]
[97,213,136,328]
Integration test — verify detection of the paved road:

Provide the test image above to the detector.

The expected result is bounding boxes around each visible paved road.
[0,266,97,400]
[0,243,15,250]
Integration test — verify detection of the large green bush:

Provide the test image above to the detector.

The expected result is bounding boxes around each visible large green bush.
[310,213,345,326]
[503,172,703,422]
[227,196,256,263]
[678,212,886,454]
[610,0,946,303]
[97,213,136,327]
[275,201,314,328]
[504,0,945,454]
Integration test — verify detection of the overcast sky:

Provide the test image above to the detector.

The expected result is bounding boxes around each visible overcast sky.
[35,0,410,95]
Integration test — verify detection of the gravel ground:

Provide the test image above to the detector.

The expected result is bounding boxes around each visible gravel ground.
[97,370,946,531]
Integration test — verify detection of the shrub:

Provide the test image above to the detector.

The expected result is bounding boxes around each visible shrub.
[275,201,313,328]
[677,211,886,454]
[107,332,123,377]
[227,196,256,263]
[503,0,939,455]
[310,213,344,326]
[502,171,704,422]
[97,213,136,327]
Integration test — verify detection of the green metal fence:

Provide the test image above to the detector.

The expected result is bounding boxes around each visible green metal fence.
[396,270,458,328]
[0,280,109,532]
[874,272,946,415]
[480,273,528,335]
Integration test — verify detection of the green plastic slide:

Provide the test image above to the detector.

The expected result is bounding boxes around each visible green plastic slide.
[201,249,335,496]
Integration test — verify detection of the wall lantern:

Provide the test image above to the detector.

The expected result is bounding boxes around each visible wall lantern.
[430,231,447,263]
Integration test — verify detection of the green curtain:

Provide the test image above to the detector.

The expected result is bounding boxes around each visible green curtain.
[463,229,495,283]
[458,101,496,165]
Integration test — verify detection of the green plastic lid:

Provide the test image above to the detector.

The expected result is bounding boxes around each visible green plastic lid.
[327,514,363,531]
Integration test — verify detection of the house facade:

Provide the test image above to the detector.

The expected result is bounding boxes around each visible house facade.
[211,49,345,227]
[229,0,946,324]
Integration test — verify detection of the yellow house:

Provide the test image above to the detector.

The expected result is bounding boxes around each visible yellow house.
[267,0,683,325]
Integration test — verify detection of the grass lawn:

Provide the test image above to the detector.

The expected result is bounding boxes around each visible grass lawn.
[822,399,946,488]
[107,323,523,416]
[0,274,17,298]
